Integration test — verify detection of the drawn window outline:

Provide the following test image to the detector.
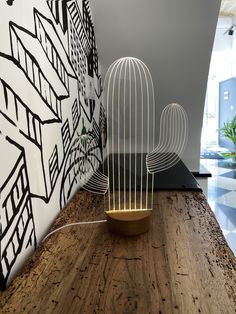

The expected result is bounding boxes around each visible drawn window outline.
[49,145,59,189]
[72,99,80,130]
[61,119,70,153]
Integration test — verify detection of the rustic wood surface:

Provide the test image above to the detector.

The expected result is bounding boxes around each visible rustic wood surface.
[0,190,236,314]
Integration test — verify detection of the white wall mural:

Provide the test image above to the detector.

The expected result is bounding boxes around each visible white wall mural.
[0,0,105,290]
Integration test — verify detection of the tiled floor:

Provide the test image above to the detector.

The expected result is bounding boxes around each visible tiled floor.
[201,158,236,255]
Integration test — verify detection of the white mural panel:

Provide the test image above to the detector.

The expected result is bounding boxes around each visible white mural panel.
[0,0,105,290]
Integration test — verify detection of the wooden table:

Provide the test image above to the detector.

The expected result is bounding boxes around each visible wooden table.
[0,190,236,313]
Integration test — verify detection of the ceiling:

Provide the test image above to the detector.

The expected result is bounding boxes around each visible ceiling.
[220,0,236,16]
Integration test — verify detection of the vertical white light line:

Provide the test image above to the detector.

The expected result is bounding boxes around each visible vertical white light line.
[166,107,172,155]
[135,62,144,209]
[179,109,183,154]
[137,60,150,209]
[180,108,185,154]
[117,59,125,210]
[171,106,175,155]
[105,66,112,210]
[145,74,150,209]
[151,72,155,210]
[123,59,128,210]
[105,59,121,210]
[128,59,132,210]
[144,63,156,209]
[111,61,122,210]
[139,61,150,210]
[184,107,188,151]
[138,59,156,209]
[183,107,188,152]
[177,109,182,155]
[131,59,137,210]
[162,106,169,157]
[173,106,178,154]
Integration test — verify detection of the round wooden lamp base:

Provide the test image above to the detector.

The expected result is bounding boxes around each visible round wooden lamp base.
[105,209,151,236]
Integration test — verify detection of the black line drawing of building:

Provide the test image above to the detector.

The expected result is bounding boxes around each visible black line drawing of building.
[33,9,74,93]
[67,0,99,123]
[0,52,59,199]
[0,0,104,289]
[10,23,67,120]
[67,1,89,96]
[1,10,80,200]
[82,0,100,87]
[6,0,15,6]
[0,7,82,288]
[46,1,70,33]
[47,1,101,124]
[0,136,36,290]
[60,131,103,207]
[98,105,107,152]
[82,0,96,76]
[0,4,86,288]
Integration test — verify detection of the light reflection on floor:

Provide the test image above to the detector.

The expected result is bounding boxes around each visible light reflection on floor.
[201,158,236,255]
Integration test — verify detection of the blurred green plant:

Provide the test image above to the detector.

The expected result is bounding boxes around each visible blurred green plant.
[219,116,236,161]
[220,116,236,147]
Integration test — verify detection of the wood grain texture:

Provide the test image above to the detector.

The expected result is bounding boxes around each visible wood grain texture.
[0,190,235,313]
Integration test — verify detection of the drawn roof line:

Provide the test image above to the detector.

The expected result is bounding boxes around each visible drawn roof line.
[0,136,22,190]
[10,22,69,98]
[68,1,91,55]
[0,54,60,122]
[34,9,76,78]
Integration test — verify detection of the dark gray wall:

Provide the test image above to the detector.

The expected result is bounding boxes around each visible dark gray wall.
[91,0,221,171]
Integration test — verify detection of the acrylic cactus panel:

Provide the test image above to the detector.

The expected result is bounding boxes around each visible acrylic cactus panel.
[103,57,188,213]
[103,57,156,211]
